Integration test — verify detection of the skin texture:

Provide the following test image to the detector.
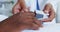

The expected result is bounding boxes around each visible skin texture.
[12,0,42,30]
[12,0,27,14]
[43,3,55,22]
[12,0,55,22]
[0,11,42,32]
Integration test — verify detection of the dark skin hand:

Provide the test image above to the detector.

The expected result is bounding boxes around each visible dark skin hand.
[0,11,42,32]
[12,0,42,30]
[18,11,43,30]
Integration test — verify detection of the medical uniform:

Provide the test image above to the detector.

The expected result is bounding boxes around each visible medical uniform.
[24,0,45,11]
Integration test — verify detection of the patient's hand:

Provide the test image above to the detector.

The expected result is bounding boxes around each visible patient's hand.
[15,11,43,30]
[0,11,43,32]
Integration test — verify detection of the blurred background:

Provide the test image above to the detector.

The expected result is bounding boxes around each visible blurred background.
[0,0,60,23]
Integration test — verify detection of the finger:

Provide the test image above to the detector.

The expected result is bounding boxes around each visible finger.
[23,8,29,12]
[20,10,25,13]
[13,10,20,14]
[24,7,31,12]
[24,9,29,12]
[34,19,43,27]
[31,23,40,30]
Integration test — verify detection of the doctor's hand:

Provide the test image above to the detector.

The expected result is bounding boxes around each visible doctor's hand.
[20,11,43,30]
[12,0,29,14]
[43,3,55,22]
[12,4,29,14]
[43,3,53,13]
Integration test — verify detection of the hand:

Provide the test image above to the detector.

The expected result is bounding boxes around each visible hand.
[34,19,43,27]
[43,3,52,13]
[12,3,21,14]
[18,11,43,30]
[12,0,27,14]
[18,11,35,24]
[30,20,43,30]
[25,18,43,30]
[12,4,30,14]
[30,23,40,30]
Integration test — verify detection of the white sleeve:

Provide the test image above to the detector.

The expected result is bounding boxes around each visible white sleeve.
[45,0,59,13]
